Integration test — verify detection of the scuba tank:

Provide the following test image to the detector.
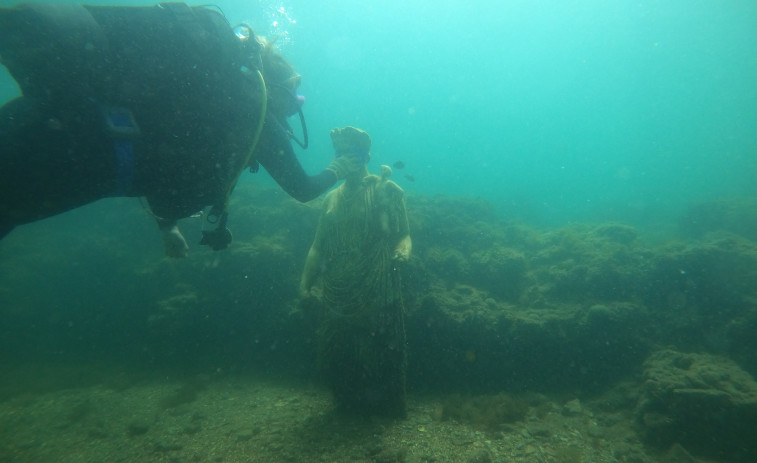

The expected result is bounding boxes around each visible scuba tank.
[0,3,107,100]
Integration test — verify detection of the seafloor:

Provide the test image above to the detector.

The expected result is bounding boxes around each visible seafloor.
[1,185,756,463]
[0,362,649,463]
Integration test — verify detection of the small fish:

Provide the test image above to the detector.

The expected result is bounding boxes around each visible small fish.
[393,161,406,170]
[404,174,415,182]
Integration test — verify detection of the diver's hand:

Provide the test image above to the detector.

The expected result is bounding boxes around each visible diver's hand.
[326,156,362,180]
[162,225,189,258]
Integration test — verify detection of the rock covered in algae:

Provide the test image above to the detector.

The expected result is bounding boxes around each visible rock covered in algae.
[636,349,757,462]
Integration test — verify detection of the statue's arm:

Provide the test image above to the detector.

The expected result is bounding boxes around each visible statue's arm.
[392,195,412,262]
[300,195,333,295]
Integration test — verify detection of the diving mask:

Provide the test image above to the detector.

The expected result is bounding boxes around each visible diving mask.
[269,74,305,117]
[268,74,308,149]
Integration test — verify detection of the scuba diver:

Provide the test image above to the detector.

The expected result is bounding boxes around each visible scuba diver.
[0,2,360,257]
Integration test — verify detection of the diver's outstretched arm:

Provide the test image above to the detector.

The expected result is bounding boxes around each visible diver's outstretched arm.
[0,225,14,241]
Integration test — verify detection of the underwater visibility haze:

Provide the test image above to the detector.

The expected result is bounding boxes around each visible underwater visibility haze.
[2,1,757,462]
[2,0,756,227]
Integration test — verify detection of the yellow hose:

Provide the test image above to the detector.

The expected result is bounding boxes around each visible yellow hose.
[220,68,268,207]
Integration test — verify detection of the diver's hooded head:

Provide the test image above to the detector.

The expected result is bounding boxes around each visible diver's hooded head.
[255,37,307,158]
[261,38,304,120]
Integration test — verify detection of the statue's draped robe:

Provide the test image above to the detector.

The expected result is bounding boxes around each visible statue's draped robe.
[314,174,409,417]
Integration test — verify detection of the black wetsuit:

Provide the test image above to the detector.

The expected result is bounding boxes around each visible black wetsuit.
[0,3,335,239]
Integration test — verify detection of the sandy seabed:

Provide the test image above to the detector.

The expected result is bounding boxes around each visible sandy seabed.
[0,363,656,463]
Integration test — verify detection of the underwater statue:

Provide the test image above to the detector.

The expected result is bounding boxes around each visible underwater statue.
[300,126,412,418]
